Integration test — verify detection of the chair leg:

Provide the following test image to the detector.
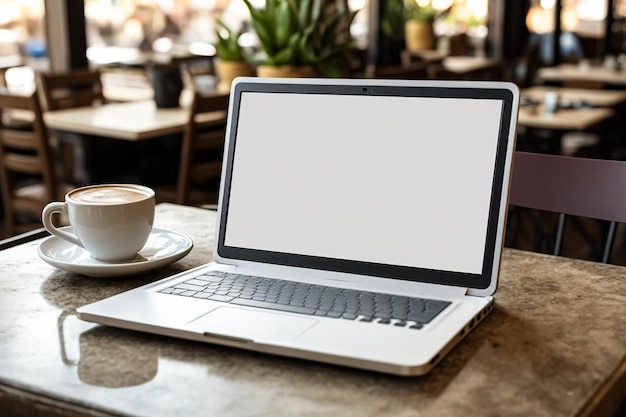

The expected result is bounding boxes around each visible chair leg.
[554,213,566,256]
[602,221,617,264]
[555,215,608,262]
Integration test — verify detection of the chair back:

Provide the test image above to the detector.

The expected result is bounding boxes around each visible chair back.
[36,69,106,185]
[508,151,626,262]
[0,92,58,236]
[37,68,105,111]
[174,92,229,205]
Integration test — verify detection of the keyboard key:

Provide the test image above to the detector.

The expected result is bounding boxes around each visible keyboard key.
[193,292,211,299]
[207,294,235,302]
[197,274,226,282]
[186,279,211,287]
[175,283,205,292]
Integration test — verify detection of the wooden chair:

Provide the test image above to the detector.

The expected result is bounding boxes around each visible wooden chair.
[507,151,626,263]
[0,92,70,237]
[36,68,105,111]
[36,68,114,185]
[156,92,229,206]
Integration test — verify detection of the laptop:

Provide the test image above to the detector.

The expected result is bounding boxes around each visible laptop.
[77,77,519,376]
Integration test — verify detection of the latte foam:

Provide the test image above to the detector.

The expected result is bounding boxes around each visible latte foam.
[70,185,152,204]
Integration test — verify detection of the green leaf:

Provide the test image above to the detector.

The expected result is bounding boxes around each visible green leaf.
[310,0,322,27]
[214,19,246,61]
[242,0,264,23]
[275,0,292,48]
[286,0,299,23]
[265,0,277,21]
[298,0,311,27]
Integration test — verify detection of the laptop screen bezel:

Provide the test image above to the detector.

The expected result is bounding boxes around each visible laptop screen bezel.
[215,78,517,292]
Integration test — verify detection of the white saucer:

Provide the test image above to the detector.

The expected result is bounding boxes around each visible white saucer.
[37,227,193,277]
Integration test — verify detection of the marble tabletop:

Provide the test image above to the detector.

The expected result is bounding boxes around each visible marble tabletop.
[0,203,625,417]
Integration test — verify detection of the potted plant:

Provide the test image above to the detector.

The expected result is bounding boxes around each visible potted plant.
[381,0,450,53]
[404,0,439,52]
[213,20,254,90]
[242,0,356,78]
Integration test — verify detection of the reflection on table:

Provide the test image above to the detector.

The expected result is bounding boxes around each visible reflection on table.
[0,203,624,417]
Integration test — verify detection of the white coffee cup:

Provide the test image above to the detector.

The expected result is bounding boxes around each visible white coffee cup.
[42,184,155,262]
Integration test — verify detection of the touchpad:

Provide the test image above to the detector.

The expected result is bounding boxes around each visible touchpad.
[189,306,318,342]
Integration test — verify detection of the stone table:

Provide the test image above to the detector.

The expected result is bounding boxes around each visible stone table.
[0,203,624,417]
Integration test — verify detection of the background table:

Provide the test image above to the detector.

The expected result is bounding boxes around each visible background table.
[443,56,501,79]
[43,100,189,140]
[517,106,614,131]
[516,101,614,155]
[538,64,626,87]
[0,203,624,417]
[442,56,501,77]
[521,86,626,108]
[43,98,227,141]
[42,99,227,184]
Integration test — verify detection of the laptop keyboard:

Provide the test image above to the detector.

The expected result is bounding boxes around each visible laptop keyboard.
[160,271,450,329]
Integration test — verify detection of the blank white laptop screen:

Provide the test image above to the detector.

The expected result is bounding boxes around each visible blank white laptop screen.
[217,81,515,290]
[222,88,505,276]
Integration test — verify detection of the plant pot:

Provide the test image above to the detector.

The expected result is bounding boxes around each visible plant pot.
[405,20,435,52]
[150,65,183,108]
[256,65,317,78]
[215,60,254,90]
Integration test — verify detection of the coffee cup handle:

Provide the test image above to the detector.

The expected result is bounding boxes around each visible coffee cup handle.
[42,202,84,249]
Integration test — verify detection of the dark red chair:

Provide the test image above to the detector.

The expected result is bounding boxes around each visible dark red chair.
[507,151,626,263]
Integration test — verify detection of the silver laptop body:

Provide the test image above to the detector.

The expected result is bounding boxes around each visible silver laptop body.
[77,77,519,376]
